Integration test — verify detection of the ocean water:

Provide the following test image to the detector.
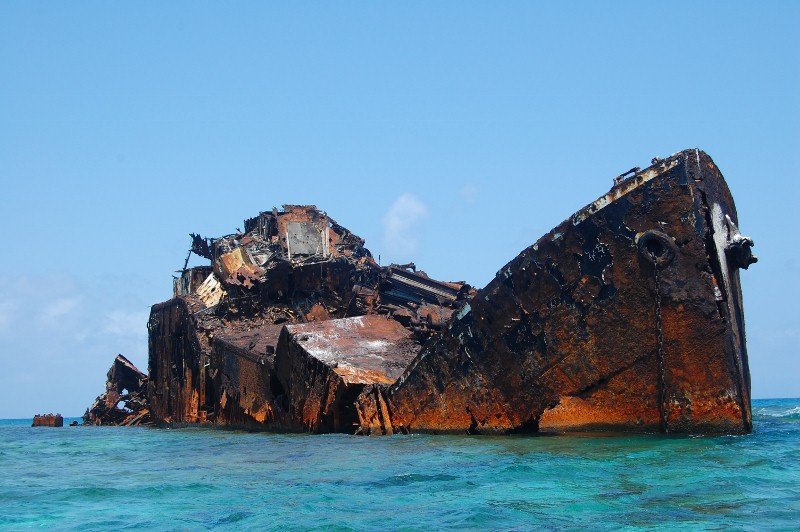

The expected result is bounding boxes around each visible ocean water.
[1,399,798,530]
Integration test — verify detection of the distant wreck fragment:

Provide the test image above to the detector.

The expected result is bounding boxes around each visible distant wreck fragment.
[84,355,152,426]
[32,414,63,427]
[88,149,756,434]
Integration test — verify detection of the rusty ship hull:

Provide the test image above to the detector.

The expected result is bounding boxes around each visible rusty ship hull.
[89,149,755,435]
[370,149,754,434]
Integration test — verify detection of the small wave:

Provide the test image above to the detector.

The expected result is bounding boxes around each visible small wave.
[755,406,800,419]
[214,510,254,525]
[367,473,458,487]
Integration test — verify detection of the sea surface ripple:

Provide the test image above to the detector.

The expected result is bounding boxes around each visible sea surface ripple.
[1,398,798,530]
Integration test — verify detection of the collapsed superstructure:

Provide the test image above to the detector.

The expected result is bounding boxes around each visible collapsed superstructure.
[146,205,472,430]
[87,149,757,434]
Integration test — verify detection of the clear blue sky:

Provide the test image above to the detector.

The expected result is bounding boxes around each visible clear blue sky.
[1,3,798,417]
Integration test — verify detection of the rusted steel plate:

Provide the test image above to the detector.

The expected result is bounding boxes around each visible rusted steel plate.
[274,315,418,433]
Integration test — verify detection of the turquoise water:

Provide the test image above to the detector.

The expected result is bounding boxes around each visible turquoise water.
[1,399,798,530]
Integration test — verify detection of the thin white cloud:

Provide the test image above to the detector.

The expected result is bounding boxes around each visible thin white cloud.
[459,183,480,203]
[0,302,14,330]
[40,297,82,322]
[102,309,149,337]
[382,193,428,258]
[0,274,152,417]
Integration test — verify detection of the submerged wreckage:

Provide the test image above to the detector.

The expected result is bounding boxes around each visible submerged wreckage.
[87,149,756,434]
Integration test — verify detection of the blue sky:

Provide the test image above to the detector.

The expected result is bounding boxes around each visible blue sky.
[0,3,798,417]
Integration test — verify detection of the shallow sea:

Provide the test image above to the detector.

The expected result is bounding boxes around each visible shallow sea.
[1,398,798,530]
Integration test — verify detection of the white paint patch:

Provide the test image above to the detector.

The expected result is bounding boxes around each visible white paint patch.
[571,157,681,226]
[331,315,365,330]
[196,273,225,307]
[710,202,732,296]
[363,339,390,350]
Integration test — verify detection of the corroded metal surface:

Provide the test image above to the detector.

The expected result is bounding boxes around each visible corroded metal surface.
[141,205,468,429]
[206,326,288,430]
[274,315,418,433]
[147,297,207,424]
[369,149,754,434]
[84,355,151,426]
[32,414,63,427]
[88,150,755,435]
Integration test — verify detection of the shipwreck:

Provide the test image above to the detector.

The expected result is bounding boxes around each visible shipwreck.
[86,149,757,434]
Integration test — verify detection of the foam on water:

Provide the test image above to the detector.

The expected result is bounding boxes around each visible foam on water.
[755,405,800,419]
[1,399,798,530]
